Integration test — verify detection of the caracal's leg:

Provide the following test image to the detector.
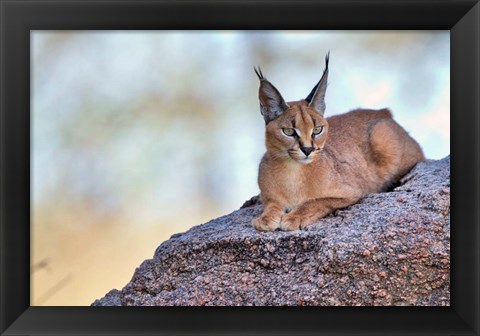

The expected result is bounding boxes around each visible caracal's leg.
[252,202,284,232]
[280,197,359,231]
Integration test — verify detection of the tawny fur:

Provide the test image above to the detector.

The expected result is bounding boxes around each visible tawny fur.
[252,60,424,232]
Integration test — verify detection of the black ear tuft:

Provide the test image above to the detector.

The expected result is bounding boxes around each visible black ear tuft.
[254,66,265,80]
[305,51,330,103]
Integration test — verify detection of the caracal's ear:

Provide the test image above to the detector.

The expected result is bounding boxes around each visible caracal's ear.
[254,67,289,124]
[305,52,329,116]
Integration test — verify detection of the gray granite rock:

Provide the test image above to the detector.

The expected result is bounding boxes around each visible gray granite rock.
[92,156,450,306]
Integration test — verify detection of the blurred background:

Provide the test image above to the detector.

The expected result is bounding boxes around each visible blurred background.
[31,31,449,306]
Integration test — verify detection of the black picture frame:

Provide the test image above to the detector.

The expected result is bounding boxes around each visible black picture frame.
[1,0,478,335]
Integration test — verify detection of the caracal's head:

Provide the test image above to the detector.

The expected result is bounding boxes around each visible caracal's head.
[255,53,330,164]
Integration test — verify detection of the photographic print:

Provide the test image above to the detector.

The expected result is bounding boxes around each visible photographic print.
[31,30,450,306]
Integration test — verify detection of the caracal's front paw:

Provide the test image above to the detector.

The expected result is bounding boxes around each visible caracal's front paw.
[252,215,280,232]
[279,213,313,231]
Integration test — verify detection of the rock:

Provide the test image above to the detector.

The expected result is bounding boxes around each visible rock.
[92,156,450,306]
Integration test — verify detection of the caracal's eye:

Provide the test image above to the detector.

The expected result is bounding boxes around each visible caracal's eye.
[282,128,296,136]
[313,126,324,136]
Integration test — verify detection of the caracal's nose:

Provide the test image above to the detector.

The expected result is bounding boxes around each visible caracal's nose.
[300,146,314,156]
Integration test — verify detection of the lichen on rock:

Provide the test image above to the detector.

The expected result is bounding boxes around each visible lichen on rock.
[92,156,450,306]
